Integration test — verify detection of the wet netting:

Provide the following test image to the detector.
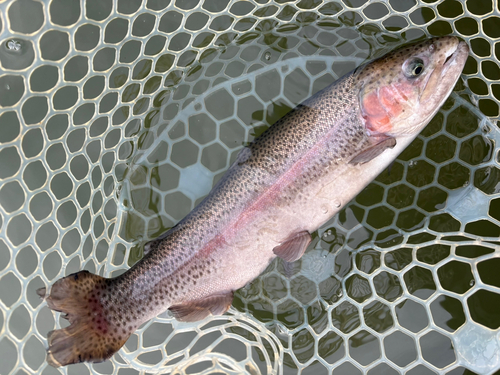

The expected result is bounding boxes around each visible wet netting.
[0,0,499,374]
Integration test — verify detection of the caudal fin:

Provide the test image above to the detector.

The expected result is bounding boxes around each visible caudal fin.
[37,271,131,367]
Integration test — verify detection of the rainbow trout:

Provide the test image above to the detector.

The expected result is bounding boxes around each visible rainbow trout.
[38,36,468,367]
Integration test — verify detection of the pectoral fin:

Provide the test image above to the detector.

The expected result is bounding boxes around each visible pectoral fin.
[273,231,312,262]
[169,292,234,322]
[349,137,396,165]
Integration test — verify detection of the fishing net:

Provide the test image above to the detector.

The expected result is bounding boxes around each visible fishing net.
[0,0,499,374]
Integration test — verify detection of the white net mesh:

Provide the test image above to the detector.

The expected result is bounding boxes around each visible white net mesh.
[0,0,499,374]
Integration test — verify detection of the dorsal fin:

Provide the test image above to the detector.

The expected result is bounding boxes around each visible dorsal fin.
[143,229,172,255]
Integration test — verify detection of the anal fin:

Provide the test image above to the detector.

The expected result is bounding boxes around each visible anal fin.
[349,136,396,165]
[169,291,234,322]
[273,231,312,262]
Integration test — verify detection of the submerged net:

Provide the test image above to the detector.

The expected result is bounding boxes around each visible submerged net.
[0,0,499,374]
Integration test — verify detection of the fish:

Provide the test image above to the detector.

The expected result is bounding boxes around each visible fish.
[37,36,469,367]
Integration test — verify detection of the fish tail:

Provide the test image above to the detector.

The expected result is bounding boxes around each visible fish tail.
[37,270,130,367]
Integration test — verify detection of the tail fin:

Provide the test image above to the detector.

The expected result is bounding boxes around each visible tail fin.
[37,271,131,367]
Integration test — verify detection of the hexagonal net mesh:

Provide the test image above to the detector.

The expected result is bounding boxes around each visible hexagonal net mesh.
[0,0,499,374]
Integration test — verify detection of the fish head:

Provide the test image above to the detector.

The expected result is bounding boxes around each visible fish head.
[357,36,469,137]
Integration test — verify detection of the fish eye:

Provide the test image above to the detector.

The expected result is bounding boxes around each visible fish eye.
[404,58,425,78]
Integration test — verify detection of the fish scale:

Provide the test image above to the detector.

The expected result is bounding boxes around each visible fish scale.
[37,36,469,367]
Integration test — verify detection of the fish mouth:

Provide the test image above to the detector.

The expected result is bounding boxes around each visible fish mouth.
[441,40,469,76]
[420,39,468,105]
[443,49,455,66]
